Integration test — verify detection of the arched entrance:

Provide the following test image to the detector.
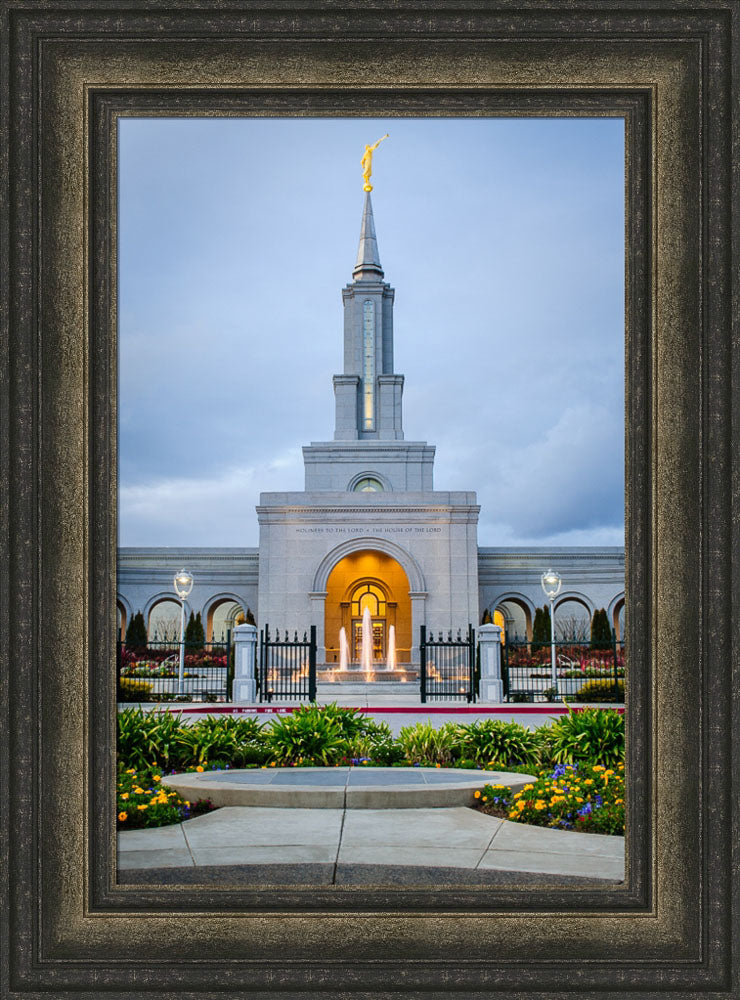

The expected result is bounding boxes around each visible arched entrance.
[204,595,250,642]
[324,550,411,666]
[147,597,184,642]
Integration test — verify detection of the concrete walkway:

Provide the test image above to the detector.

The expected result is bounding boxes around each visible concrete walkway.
[118,805,624,883]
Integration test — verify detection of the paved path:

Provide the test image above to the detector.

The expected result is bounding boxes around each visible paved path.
[118,806,624,883]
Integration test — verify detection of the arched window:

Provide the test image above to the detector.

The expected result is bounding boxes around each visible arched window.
[350,582,387,618]
[353,477,384,493]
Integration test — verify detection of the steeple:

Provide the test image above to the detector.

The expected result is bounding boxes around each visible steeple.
[300,190,436,492]
[353,192,384,280]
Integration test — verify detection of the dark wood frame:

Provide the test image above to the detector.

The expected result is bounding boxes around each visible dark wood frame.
[1,2,737,996]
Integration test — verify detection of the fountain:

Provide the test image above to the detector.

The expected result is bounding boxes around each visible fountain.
[338,626,349,671]
[316,612,418,688]
[385,624,396,672]
[360,606,373,674]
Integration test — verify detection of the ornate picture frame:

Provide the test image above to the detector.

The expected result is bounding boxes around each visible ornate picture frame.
[1,2,737,996]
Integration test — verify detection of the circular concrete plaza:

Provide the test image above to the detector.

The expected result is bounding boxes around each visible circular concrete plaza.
[162,766,537,809]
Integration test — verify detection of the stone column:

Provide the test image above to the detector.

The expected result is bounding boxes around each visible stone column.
[308,591,327,666]
[408,591,427,669]
[232,624,258,703]
[478,624,504,703]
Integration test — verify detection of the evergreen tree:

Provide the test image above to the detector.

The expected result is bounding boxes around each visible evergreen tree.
[125,610,147,649]
[184,610,196,645]
[532,605,552,652]
[193,611,205,647]
[245,607,256,626]
[481,608,492,625]
[590,608,612,650]
[541,604,552,644]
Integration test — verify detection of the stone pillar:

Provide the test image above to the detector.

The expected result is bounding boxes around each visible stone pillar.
[232,624,258,703]
[408,591,427,669]
[308,591,327,665]
[333,375,360,440]
[478,624,504,703]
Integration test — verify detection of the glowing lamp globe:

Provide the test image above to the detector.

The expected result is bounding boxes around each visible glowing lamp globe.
[541,569,562,599]
[174,569,194,599]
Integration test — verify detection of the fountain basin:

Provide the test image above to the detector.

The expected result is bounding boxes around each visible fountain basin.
[162,766,536,809]
[317,668,418,684]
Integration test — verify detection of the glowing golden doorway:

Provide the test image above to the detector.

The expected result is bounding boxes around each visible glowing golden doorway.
[324,550,411,665]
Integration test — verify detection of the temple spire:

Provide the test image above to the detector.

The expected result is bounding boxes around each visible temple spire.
[353,192,384,280]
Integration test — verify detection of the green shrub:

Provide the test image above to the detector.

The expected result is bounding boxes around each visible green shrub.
[396,721,464,765]
[574,678,624,703]
[264,707,346,765]
[459,719,542,767]
[174,714,267,768]
[117,707,183,771]
[344,720,404,765]
[309,702,370,740]
[545,708,624,766]
[118,677,153,703]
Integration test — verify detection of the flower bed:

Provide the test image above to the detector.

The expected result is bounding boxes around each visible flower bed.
[474,761,625,835]
[117,765,216,829]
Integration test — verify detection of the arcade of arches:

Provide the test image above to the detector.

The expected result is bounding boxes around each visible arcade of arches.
[324,549,411,665]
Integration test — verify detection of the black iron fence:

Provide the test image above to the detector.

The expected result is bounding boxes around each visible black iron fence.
[258,625,317,702]
[419,625,476,703]
[501,633,624,703]
[117,636,233,703]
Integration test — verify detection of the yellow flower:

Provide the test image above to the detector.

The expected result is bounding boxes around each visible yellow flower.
[126,768,136,774]
[153,774,161,782]
[134,787,144,794]
[118,812,128,821]
[269,762,276,767]
[592,765,604,772]
[584,779,594,786]
[482,796,488,802]
[523,784,534,791]
[534,800,547,811]
[196,766,205,773]
[604,769,614,776]
[508,810,518,819]
[137,803,148,811]
[576,796,584,803]
[184,801,190,807]
[474,790,481,799]
[615,798,623,804]
[120,793,129,800]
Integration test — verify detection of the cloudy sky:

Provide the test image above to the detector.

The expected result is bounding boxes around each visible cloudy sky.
[118,116,624,548]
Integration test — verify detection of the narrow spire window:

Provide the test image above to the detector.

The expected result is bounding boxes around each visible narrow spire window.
[362,299,375,431]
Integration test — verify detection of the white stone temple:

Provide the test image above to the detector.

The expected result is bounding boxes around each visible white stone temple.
[117,194,624,667]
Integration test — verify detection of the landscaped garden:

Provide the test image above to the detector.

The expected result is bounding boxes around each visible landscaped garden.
[117,703,625,834]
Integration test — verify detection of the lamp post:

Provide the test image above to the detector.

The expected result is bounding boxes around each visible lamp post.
[173,568,194,695]
[541,569,562,695]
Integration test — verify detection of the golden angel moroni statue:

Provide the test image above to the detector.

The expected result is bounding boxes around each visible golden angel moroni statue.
[361,134,389,192]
